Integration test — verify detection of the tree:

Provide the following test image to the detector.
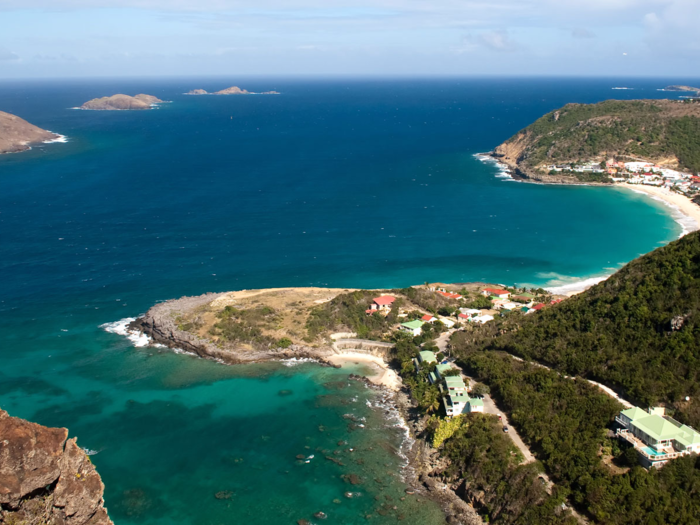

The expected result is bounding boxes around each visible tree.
[471,382,490,397]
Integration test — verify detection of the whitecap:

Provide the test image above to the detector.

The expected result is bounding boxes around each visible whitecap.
[43,133,68,144]
[100,317,163,348]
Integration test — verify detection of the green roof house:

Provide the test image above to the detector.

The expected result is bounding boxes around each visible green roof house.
[400,320,425,337]
[616,406,700,467]
[418,350,437,364]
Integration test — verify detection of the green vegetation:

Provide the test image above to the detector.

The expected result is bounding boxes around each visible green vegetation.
[454,230,700,428]
[305,290,400,340]
[208,305,279,348]
[449,351,700,525]
[501,99,700,173]
[395,286,454,314]
[439,414,574,525]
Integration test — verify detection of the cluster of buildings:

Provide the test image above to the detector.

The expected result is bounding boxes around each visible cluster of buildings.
[608,161,698,192]
[478,288,546,315]
[616,406,700,468]
[414,350,484,417]
[546,159,699,193]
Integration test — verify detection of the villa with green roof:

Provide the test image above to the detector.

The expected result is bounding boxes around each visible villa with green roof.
[616,406,700,468]
[428,363,452,385]
[400,319,425,337]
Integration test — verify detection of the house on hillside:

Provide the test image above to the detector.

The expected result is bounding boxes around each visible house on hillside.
[421,314,436,323]
[616,406,700,468]
[436,290,463,300]
[481,288,510,299]
[371,295,396,311]
[400,320,424,337]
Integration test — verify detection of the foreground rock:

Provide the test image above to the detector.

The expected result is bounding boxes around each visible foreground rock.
[0,409,113,525]
[186,86,280,95]
[81,94,164,110]
[0,111,60,154]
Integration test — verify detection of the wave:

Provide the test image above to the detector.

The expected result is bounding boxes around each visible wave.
[44,133,68,144]
[100,317,162,348]
[628,189,700,237]
[474,153,515,181]
[281,356,318,367]
[540,273,610,295]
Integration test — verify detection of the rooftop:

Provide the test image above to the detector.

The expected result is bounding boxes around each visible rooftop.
[418,350,437,363]
[374,295,396,306]
[402,320,425,330]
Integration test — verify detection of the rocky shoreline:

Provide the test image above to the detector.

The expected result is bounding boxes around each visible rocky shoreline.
[127,292,334,363]
[354,377,483,525]
[486,150,610,186]
[127,293,484,524]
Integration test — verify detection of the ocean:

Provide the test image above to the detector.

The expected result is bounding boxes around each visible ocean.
[0,77,693,524]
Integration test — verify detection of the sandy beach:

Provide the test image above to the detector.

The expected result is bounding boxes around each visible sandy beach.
[325,352,402,391]
[615,183,700,235]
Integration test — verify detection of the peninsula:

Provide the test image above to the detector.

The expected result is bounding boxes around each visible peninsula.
[0,110,61,154]
[491,99,700,184]
[185,86,280,95]
[80,93,165,110]
[0,408,113,524]
[122,231,700,525]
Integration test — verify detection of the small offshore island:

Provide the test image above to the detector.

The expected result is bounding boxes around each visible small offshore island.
[185,86,280,95]
[0,110,62,154]
[80,94,165,110]
[125,229,700,525]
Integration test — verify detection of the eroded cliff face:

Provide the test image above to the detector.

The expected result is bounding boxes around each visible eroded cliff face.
[0,409,113,525]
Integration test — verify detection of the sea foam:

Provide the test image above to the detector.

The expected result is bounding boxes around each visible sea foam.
[100,317,161,348]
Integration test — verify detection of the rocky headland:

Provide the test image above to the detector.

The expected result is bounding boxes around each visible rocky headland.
[80,94,165,110]
[0,409,113,525]
[0,111,61,154]
[186,86,280,95]
[490,98,700,184]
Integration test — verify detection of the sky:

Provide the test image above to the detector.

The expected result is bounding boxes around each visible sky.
[0,0,699,78]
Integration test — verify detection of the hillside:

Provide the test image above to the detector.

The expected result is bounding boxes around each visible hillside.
[452,229,700,428]
[492,99,700,183]
[0,110,59,154]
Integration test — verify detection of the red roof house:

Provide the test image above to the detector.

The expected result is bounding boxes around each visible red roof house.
[481,288,510,298]
[421,314,435,322]
[372,296,396,309]
[533,303,545,311]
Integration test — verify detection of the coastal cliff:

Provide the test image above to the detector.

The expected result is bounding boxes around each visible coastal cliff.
[0,409,113,525]
[491,99,700,183]
[0,111,60,154]
[81,94,164,110]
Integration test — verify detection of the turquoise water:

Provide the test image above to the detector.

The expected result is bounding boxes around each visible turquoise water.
[0,77,690,524]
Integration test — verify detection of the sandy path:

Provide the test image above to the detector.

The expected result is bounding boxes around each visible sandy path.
[325,352,402,391]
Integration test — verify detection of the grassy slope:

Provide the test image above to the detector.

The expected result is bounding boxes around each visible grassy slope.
[454,230,700,428]
[502,99,700,172]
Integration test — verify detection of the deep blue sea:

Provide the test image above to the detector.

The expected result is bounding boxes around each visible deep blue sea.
[0,77,696,524]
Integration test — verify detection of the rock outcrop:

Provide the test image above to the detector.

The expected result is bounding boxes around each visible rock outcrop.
[81,94,164,110]
[186,86,279,95]
[0,111,60,154]
[0,409,113,525]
